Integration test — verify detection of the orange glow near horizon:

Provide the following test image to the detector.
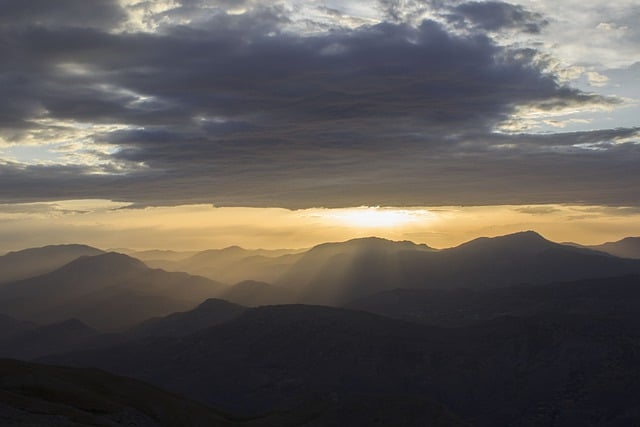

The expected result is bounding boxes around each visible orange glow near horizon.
[314,206,436,229]
[1,200,640,253]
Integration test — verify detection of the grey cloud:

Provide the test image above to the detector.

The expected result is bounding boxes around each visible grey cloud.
[447,1,548,34]
[1,127,638,209]
[0,0,126,30]
[0,0,637,209]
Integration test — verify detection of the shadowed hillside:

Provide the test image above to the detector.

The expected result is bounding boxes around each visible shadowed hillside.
[147,247,305,284]
[588,237,640,259]
[127,298,247,338]
[0,253,225,330]
[0,358,239,426]
[347,275,640,327]
[0,358,467,427]
[278,237,435,304]
[0,244,104,284]
[277,232,640,305]
[45,300,640,426]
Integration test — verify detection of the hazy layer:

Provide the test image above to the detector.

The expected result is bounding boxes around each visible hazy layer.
[1,200,639,252]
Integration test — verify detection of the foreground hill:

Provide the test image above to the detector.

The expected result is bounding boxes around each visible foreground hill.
[277,232,640,305]
[0,358,466,427]
[588,237,640,259]
[0,358,240,426]
[46,301,640,426]
[0,244,103,284]
[0,253,225,330]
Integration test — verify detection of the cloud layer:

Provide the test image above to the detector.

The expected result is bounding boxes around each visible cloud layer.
[0,0,637,208]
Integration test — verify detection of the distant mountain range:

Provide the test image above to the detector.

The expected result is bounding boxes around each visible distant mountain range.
[0,244,103,283]
[3,232,640,425]
[144,246,305,284]
[0,252,224,330]
[276,231,640,305]
[3,232,640,325]
[586,237,640,259]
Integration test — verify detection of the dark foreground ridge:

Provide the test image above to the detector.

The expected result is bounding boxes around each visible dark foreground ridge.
[0,358,467,427]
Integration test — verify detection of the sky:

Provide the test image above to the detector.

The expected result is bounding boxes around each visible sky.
[0,0,638,251]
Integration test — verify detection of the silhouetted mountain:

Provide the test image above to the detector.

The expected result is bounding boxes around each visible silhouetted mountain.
[46,302,640,426]
[219,280,295,306]
[277,232,640,305]
[128,298,246,338]
[278,237,435,304]
[0,359,466,427]
[0,358,239,426]
[588,237,640,259]
[0,313,35,337]
[46,306,451,413]
[0,318,113,360]
[149,247,305,284]
[124,249,199,262]
[0,244,103,284]
[0,253,225,330]
[348,275,640,327]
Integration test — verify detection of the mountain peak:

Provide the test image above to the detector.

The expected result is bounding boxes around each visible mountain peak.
[453,231,553,253]
[589,236,640,259]
[617,237,640,244]
[58,252,147,276]
[4,244,103,257]
[311,237,432,253]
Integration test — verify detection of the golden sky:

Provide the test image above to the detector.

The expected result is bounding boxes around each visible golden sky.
[1,200,639,252]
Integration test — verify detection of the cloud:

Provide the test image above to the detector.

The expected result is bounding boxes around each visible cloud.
[0,0,637,208]
[447,1,547,34]
[0,0,126,30]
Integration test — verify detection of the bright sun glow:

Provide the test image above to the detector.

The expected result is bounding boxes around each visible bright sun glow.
[326,206,434,228]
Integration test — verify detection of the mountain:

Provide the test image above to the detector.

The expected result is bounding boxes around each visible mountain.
[0,244,104,284]
[148,246,305,284]
[588,237,640,259]
[0,359,467,427]
[277,232,640,305]
[277,237,435,305]
[0,313,36,337]
[218,280,295,306]
[347,274,640,327]
[124,249,199,262]
[0,253,225,330]
[127,298,246,338]
[45,305,454,414]
[45,302,640,426]
[0,358,239,427]
[0,318,119,360]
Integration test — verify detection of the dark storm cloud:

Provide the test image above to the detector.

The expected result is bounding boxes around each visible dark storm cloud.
[0,0,637,208]
[0,0,126,30]
[447,1,548,34]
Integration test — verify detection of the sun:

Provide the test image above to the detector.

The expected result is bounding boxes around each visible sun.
[326,206,433,228]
